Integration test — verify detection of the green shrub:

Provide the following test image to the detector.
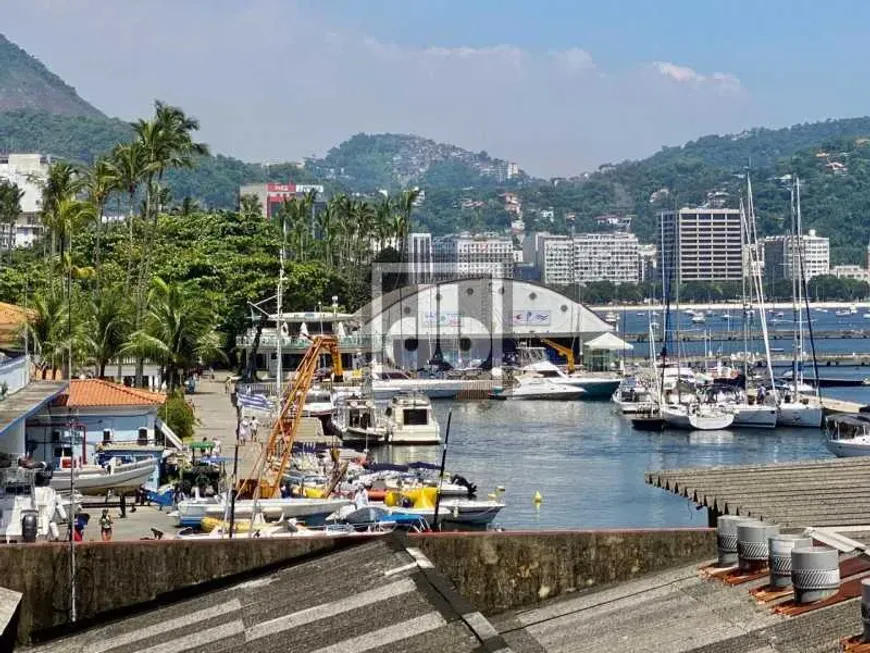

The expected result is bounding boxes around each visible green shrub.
[158,391,197,440]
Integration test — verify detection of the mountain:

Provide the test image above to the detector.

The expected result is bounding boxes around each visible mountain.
[0,34,103,118]
[304,133,529,190]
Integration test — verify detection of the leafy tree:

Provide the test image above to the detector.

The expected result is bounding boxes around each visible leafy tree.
[0,179,24,261]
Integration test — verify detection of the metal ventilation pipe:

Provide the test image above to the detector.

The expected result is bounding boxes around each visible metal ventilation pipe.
[768,534,812,589]
[861,578,870,642]
[737,521,780,572]
[791,546,840,604]
[716,515,744,566]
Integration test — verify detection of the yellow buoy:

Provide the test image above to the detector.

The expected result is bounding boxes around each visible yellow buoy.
[533,491,543,504]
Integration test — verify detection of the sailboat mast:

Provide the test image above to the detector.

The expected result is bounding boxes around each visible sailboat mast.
[745,174,777,395]
[740,197,749,391]
[789,177,799,395]
[795,176,805,388]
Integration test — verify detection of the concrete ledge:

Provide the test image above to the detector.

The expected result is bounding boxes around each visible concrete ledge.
[410,528,716,614]
[0,536,358,644]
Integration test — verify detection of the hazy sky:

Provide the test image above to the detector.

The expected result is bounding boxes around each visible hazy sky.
[3,0,869,176]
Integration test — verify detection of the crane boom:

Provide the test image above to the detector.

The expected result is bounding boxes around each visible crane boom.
[541,338,575,373]
[237,335,342,499]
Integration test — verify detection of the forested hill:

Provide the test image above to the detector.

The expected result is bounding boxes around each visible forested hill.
[303,132,529,190]
[0,34,103,118]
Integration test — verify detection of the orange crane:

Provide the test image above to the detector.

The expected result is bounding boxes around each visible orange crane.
[541,338,576,373]
[237,335,343,499]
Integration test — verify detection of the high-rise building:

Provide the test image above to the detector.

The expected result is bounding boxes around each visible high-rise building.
[658,208,743,282]
[638,243,658,283]
[433,233,515,279]
[407,232,433,284]
[0,153,52,249]
[762,229,829,282]
[537,233,639,286]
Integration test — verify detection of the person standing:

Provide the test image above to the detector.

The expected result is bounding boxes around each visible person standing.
[99,509,114,542]
[251,416,260,443]
[239,416,250,445]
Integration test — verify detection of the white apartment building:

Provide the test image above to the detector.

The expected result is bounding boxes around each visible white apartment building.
[0,153,52,249]
[538,233,640,286]
[832,265,870,283]
[659,208,743,282]
[762,229,830,282]
[433,233,515,279]
[638,243,658,282]
[407,232,433,284]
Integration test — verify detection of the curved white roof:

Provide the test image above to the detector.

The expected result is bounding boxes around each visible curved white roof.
[355,278,613,339]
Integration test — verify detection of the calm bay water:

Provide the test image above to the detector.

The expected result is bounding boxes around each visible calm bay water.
[371,311,870,529]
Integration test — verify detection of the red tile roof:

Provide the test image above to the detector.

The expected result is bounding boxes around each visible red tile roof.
[56,380,167,408]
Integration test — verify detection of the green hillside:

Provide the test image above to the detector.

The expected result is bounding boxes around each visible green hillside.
[0,34,103,117]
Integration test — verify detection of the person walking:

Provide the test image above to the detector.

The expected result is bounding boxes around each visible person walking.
[99,509,114,542]
[251,416,260,443]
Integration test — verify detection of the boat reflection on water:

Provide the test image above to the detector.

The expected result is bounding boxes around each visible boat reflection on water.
[687,430,735,446]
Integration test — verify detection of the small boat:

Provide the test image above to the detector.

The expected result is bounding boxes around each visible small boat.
[851,304,859,314]
[835,310,851,317]
[0,466,65,543]
[335,395,388,445]
[604,311,618,324]
[175,493,352,527]
[661,404,734,431]
[612,379,656,415]
[383,393,441,444]
[824,414,870,457]
[491,375,585,401]
[302,388,335,418]
[50,458,156,494]
[691,312,706,324]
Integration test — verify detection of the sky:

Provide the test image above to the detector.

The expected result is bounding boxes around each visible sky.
[3,0,870,177]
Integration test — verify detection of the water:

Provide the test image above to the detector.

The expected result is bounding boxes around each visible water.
[368,399,852,530]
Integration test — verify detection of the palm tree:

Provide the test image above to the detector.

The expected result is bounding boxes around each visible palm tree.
[83,158,120,292]
[122,277,225,391]
[395,188,421,264]
[0,179,24,263]
[132,101,209,387]
[110,141,148,299]
[85,287,133,378]
[375,197,393,253]
[41,162,82,293]
[24,293,67,379]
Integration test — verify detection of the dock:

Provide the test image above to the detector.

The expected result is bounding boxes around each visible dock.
[646,457,870,527]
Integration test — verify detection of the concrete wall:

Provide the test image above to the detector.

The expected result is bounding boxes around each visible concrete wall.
[411,528,716,614]
[0,357,29,396]
[0,536,357,644]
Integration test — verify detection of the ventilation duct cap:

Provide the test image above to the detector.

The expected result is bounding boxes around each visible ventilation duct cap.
[769,534,812,589]
[791,546,839,604]
[737,520,779,572]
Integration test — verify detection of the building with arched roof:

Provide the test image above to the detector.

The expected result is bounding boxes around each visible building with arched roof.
[352,277,615,368]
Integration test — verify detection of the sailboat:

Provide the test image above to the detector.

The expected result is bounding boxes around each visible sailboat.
[718,186,777,429]
[776,175,824,428]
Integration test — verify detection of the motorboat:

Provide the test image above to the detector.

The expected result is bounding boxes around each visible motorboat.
[0,466,64,543]
[174,492,352,527]
[604,311,618,325]
[631,408,666,431]
[835,309,851,317]
[612,378,656,414]
[390,499,505,527]
[50,457,157,494]
[334,395,388,445]
[777,399,824,428]
[519,360,621,398]
[691,312,706,324]
[348,364,466,401]
[383,393,441,444]
[824,414,870,457]
[661,404,735,431]
[302,388,335,418]
[491,375,585,401]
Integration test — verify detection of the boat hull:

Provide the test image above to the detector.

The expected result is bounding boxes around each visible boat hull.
[825,439,870,457]
[728,405,778,429]
[777,403,824,428]
[50,459,156,494]
[564,378,621,398]
[176,498,352,527]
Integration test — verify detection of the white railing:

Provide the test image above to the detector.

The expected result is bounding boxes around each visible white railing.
[235,335,366,349]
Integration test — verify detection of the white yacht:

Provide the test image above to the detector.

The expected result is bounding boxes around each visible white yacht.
[384,393,442,445]
[339,364,466,401]
[518,358,621,398]
[334,395,388,445]
[777,399,824,428]
[0,466,64,543]
[725,402,778,429]
[824,414,870,457]
[491,375,585,401]
[302,388,335,418]
[611,378,656,414]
